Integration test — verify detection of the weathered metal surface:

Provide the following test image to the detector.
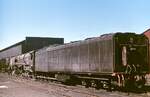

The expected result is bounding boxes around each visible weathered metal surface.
[35,47,49,72]
[47,34,114,73]
[71,44,80,72]
[79,41,89,72]
[0,45,22,59]
[9,51,34,73]
[22,37,64,53]
[99,38,113,73]
[114,33,149,73]
[45,33,149,74]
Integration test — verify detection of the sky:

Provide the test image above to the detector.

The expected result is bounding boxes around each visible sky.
[1,0,150,50]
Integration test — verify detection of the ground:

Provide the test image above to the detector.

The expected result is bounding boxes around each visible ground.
[0,73,150,97]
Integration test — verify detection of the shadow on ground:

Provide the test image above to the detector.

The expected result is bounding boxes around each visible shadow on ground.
[115,85,150,94]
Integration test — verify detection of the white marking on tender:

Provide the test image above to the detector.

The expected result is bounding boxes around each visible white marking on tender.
[0,85,8,88]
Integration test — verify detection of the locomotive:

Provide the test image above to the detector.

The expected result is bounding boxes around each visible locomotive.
[9,51,34,76]
[4,33,150,90]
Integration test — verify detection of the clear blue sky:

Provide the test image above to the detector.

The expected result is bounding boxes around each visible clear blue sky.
[1,0,150,49]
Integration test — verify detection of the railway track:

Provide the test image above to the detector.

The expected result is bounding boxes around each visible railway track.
[7,74,150,97]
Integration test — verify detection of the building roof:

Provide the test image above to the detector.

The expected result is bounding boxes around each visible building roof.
[0,37,64,53]
[0,40,25,52]
[143,28,150,34]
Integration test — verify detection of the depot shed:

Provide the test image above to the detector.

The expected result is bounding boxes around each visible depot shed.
[0,37,64,59]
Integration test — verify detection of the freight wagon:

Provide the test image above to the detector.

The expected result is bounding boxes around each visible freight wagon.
[8,33,149,90]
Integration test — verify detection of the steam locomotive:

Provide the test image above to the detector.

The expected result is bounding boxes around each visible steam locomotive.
[2,33,150,90]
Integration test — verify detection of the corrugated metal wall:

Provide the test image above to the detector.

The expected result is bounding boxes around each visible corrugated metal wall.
[99,39,113,72]
[23,37,64,53]
[46,35,114,73]
[79,41,89,72]
[35,47,49,72]
[0,45,22,59]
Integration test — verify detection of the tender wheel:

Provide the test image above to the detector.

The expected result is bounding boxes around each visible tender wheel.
[82,80,91,88]
[91,80,97,88]
[81,80,86,86]
[95,81,103,90]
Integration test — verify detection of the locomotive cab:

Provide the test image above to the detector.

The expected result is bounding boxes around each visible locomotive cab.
[114,33,149,89]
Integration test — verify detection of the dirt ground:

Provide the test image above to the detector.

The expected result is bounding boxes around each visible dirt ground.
[0,73,150,97]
